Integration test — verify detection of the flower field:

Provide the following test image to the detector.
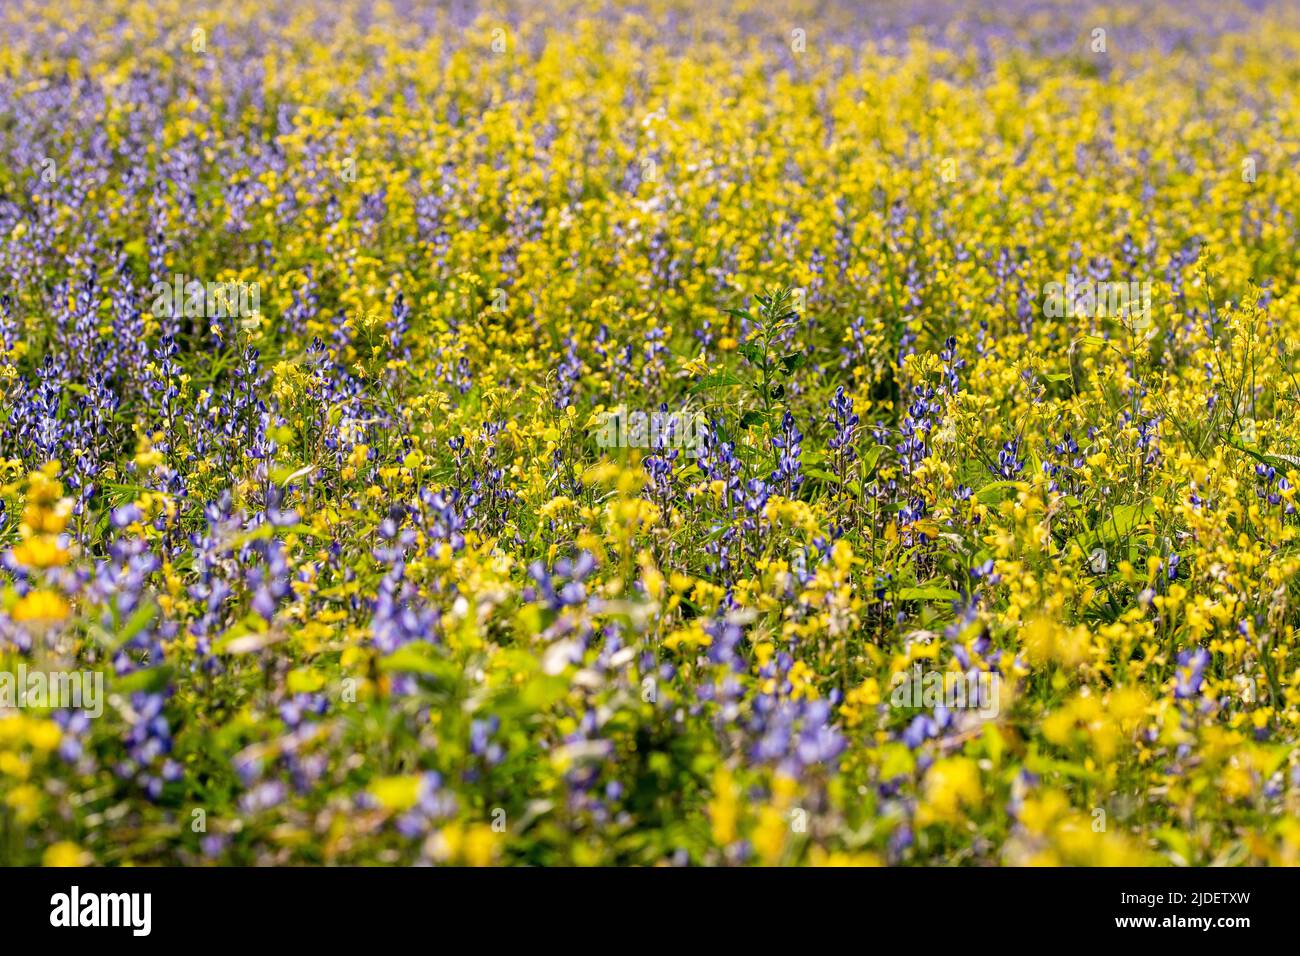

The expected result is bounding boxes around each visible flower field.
[3,0,1300,867]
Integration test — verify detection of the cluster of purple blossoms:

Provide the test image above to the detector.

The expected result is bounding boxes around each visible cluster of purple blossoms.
[526,552,597,612]
[826,386,859,483]
[118,692,181,800]
[770,410,804,495]
[1174,647,1210,700]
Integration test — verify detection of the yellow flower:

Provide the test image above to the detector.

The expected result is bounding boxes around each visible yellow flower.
[918,757,982,825]
[11,589,71,623]
[43,842,87,867]
[1022,614,1090,668]
[9,535,69,569]
[752,806,788,865]
[26,720,62,752]
[461,824,498,867]
[0,752,29,778]
[5,783,41,824]
[707,766,738,845]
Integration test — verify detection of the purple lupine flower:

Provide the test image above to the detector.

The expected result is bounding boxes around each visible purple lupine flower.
[1174,647,1210,699]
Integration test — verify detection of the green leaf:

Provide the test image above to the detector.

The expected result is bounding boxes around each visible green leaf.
[1025,750,1098,781]
[116,602,157,648]
[860,445,884,477]
[1225,436,1300,473]
[895,585,961,602]
[737,342,763,365]
[1155,827,1194,866]
[976,480,1021,503]
[689,372,742,393]
[378,642,457,681]
[1097,501,1154,542]
[287,667,326,693]
[879,743,915,778]
[113,665,174,696]
[273,463,316,486]
[227,521,326,549]
[982,724,1004,767]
